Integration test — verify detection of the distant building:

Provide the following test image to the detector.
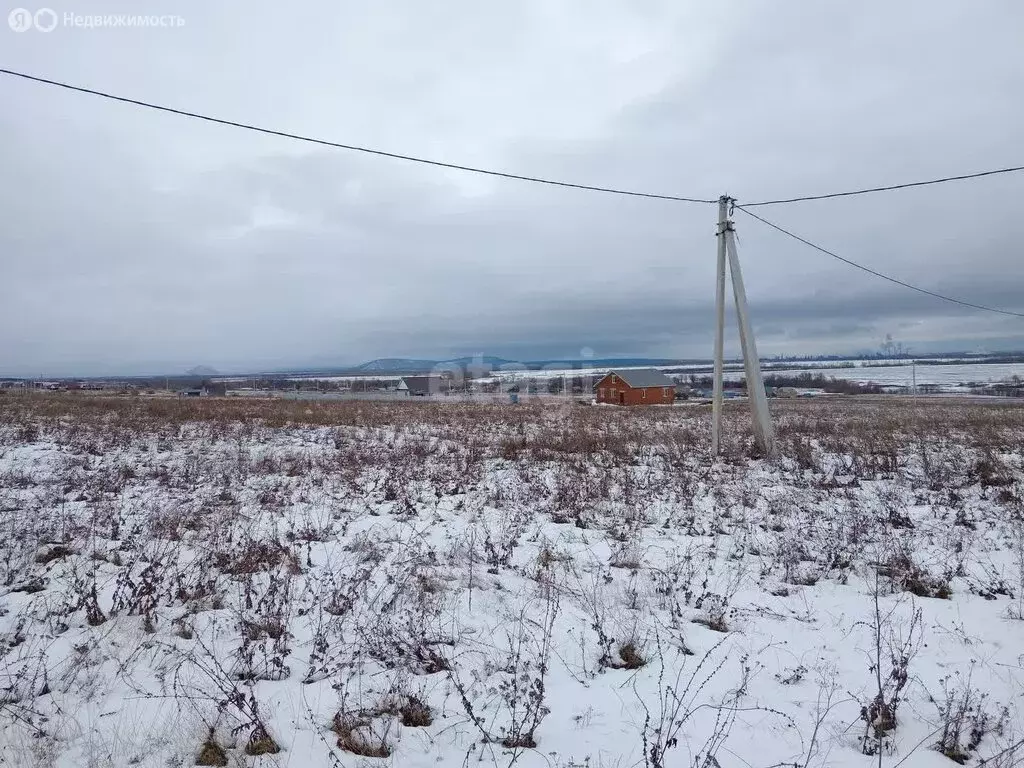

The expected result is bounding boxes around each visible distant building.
[594,369,675,406]
[397,376,448,396]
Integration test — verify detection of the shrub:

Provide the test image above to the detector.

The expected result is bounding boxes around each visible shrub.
[195,730,228,766]
[934,676,1008,764]
[399,695,433,727]
[244,725,280,756]
[332,712,391,757]
[616,641,647,670]
[879,552,951,599]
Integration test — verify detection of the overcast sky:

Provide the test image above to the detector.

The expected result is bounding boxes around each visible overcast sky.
[2,1,1023,376]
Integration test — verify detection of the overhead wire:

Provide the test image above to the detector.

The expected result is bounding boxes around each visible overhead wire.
[735,204,1024,318]
[741,166,1024,207]
[4,68,1023,207]
[2,67,1023,316]
[0,68,718,204]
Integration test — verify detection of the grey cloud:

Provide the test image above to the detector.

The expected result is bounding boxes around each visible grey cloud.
[1,0,1023,375]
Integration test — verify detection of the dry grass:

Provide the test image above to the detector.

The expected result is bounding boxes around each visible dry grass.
[616,641,647,670]
[2,391,1023,766]
[195,730,228,766]
[332,712,392,758]
[399,695,433,727]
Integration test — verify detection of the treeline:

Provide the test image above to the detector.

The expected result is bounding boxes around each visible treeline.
[916,355,1024,366]
[681,372,882,395]
[131,377,401,393]
[765,373,882,394]
[969,381,1024,397]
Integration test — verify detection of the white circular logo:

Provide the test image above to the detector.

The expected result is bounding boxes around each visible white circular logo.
[34,8,57,32]
[8,8,33,31]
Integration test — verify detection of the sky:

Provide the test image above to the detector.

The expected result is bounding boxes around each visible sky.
[2,1,1023,376]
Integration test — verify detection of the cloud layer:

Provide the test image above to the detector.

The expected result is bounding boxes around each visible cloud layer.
[2,0,1023,375]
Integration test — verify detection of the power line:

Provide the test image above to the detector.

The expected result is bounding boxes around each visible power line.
[3,68,1022,209]
[0,68,718,204]
[742,165,1024,207]
[735,204,1024,318]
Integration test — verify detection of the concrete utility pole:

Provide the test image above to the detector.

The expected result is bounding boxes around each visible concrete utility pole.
[712,198,728,455]
[711,196,776,457]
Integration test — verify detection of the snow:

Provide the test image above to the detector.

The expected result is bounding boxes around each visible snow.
[1,395,1023,767]
[210,361,1024,396]
[485,361,1024,390]
[730,362,1024,387]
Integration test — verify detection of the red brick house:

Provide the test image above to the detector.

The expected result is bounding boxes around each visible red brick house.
[594,369,675,405]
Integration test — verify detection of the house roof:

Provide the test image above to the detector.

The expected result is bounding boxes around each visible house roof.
[400,376,446,395]
[605,368,674,389]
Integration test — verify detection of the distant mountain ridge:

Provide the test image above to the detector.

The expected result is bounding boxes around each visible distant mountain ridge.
[353,358,440,373]
[186,365,219,376]
[354,356,516,373]
[353,356,690,373]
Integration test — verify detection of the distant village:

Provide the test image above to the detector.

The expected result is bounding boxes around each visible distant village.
[4,364,1023,403]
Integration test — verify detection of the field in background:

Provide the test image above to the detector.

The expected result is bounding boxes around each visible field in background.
[1,393,1023,767]
[728,362,1024,389]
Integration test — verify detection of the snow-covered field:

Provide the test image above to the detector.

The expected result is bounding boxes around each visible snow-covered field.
[212,360,1024,394]
[464,361,1024,389]
[728,363,1024,388]
[1,394,1023,768]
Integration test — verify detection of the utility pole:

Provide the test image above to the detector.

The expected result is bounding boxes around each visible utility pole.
[711,196,776,457]
[712,198,728,455]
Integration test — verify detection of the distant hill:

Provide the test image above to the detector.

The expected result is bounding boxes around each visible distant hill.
[352,356,688,373]
[529,357,689,369]
[448,356,517,369]
[354,356,516,373]
[354,358,439,373]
